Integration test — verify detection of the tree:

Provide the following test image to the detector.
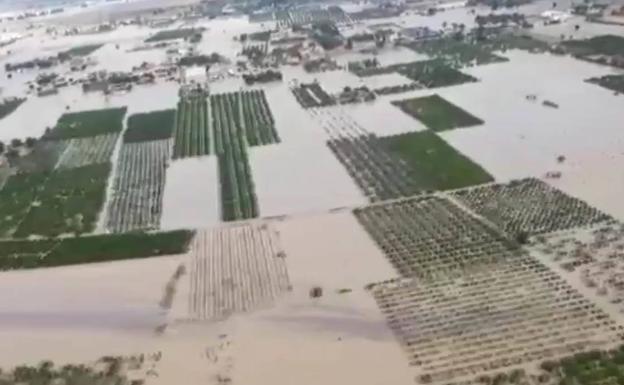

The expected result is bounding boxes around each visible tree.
[0,140,4,154]
[515,231,529,245]
[10,138,22,147]
[25,137,36,148]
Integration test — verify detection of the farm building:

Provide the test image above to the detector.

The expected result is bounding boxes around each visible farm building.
[181,65,207,84]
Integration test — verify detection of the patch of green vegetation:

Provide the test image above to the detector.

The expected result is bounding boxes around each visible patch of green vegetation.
[536,348,624,385]
[0,171,49,237]
[562,34,624,56]
[403,38,508,66]
[352,60,476,88]
[11,140,68,174]
[212,93,258,221]
[145,28,202,42]
[396,60,477,88]
[0,230,193,270]
[0,359,130,384]
[0,97,25,121]
[380,130,493,191]
[44,107,127,140]
[14,163,111,238]
[173,96,210,158]
[58,43,103,59]
[124,109,176,143]
[483,33,551,52]
[392,94,484,131]
[587,74,624,94]
[44,230,194,268]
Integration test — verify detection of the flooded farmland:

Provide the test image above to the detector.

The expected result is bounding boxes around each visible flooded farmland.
[1,0,624,383]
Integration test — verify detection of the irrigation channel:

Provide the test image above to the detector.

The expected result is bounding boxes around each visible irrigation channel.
[188,223,290,320]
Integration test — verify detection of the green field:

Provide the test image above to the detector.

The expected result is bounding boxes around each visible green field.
[239,90,279,146]
[396,60,477,88]
[380,130,493,191]
[392,94,484,131]
[0,230,194,270]
[351,60,476,89]
[124,109,176,143]
[0,171,49,237]
[173,96,211,158]
[403,37,508,66]
[44,107,127,140]
[14,163,111,237]
[212,93,259,221]
[562,34,624,56]
[0,97,25,121]
[587,74,624,94]
[145,28,201,42]
[58,44,104,59]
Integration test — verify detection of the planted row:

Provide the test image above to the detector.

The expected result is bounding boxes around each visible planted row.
[106,140,171,233]
[172,96,210,159]
[239,90,279,146]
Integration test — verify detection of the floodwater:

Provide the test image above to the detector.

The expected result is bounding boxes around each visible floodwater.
[0,5,622,222]
[160,155,220,229]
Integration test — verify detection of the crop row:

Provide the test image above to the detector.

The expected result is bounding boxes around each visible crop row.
[0,230,194,270]
[55,133,119,169]
[452,178,613,237]
[106,139,171,233]
[213,90,279,147]
[275,7,350,28]
[239,90,279,146]
[211,92,258,221]
[172,96,211,159]
[188,224,290,320]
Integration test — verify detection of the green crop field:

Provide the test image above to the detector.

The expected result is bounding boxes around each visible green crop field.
[0,97,25,120]
[396,60,477,88]
[58,44,104,59]
[0,171,49,237]
[392,94,484,131]
[124,109,176,143]
[0,230,194,270]
[380,130,493,191]
[212,93,259,221]
[403,37,508,66]
[351,60,476,89]
[145,28,200,42]
[14,163,111,237]
[239,90,279,146]
[562,34,624,56]
[173,96,210,158]
[587,74,624,94]
[44,107,127,140]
